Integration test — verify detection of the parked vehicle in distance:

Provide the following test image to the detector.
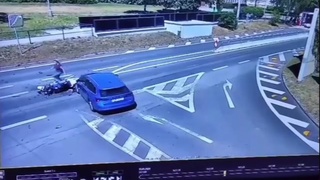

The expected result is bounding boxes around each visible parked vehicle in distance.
[76,72,137,112]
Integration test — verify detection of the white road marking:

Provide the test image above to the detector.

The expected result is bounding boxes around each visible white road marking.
[159,116,213,144]
[0,85,13,90]
[259,70,279,77]
[261,31,265,33]
[122,134,141,153]
[168,45,175,47]
[0,115,48,130]
[259,77,280,84]
[258,65,279,71]
[261,61,280,65]
[139,114,163,124]
[238,60,250,64]
[279,115,309,128]
[200,39,206,43]
[80,115,170,161]
[268,98,296,109]
[125,50,134,53]
[256,55,319,153]
[261,86,285,95]
[235,35,240,38]
[0,91,29,100]
[148,47,156,50]
[92,66,119,72]
[225,36,230,39]
[104,124,122,141]
[253,32,257,35]
[41,74,73,81]
[213,66,228,71]
[146,147,164,160]
[245,34,249,36]
[185,42,191,45]
[115,53,215,74]
[279,52,286,62]
[109,122,170,160]
[143,72,204,113]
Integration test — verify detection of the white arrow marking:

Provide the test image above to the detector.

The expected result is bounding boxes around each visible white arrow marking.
[139,114,163,124]
[223,80,235,108]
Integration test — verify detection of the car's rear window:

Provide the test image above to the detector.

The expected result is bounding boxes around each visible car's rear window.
[100,86,130,97]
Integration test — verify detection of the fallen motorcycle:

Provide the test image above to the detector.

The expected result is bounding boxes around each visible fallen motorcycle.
[37,77,78,96]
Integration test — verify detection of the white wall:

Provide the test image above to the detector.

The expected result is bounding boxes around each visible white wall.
[165,21,213,38]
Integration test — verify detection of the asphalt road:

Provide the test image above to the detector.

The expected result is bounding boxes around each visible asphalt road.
[0,38,318,168]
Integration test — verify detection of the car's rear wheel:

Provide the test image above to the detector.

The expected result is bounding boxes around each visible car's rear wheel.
[88,101,95,112]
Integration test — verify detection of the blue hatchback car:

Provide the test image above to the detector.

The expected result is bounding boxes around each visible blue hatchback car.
[76,72,137,112]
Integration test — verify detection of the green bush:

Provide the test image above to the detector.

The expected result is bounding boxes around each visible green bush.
[269,10,281,26]
[243,6,264,18]
[0,0,97,3]
[218,12,238,30]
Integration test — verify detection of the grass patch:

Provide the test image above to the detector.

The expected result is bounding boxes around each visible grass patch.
[0,31,184,68]
[0,3,163,40]
[283,58,319,126]
[213,21,290,37]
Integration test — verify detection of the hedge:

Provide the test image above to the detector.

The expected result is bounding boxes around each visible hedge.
[243,6,264,18]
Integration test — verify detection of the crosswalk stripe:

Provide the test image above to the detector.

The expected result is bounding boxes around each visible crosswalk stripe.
[259,70,279,77]
[122,134,141,153]
[279,52,286,62]
[261,86,285,95]
[259,65,279,71]
[268,98,296,109]
[146,147,165,160]
[259,77,280,84]
[104,125,122,141]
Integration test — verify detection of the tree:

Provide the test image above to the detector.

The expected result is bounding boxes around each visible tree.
[158,0,201,11]
[254,0,259,7]
[216,0,224,12]
[117,0,158,12]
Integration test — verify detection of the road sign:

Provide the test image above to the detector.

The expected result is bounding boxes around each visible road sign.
[8,14,23,28]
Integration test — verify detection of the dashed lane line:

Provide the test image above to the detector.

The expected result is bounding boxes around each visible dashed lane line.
[279,52,286,62]
[238,60,250,64]
[92,66,119,72]
[0,115,48,130]
[0,85,13,90]
[213,66,228,71]
[80,115,170,161]
[259,77,280,84]
[0,91,29,100]
[41,74,74,81]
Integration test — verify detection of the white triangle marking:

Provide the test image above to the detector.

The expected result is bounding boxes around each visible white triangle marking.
[143,72,205,113]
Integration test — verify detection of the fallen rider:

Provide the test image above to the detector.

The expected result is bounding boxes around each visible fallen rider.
[37,77,78,96]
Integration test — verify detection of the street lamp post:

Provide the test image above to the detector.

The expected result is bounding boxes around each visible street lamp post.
[236,0,241,20]
[47,0,53,17]
[298,8,319,82]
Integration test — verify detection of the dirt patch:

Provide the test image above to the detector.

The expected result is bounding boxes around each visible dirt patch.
[283,58,319,125]
[213,21,290,37]
[0,32,184,68]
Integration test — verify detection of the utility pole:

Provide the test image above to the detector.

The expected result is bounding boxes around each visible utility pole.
[47,0,53,17]
[236,0,241,20]
[298,8,319,82]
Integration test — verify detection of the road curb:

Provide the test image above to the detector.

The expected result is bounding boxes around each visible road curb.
[281,59,319,127]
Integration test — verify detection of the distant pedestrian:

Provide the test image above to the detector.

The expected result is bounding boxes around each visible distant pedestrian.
[52,60,65,81]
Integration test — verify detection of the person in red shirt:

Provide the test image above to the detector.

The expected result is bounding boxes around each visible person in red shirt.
[52,60,65,81]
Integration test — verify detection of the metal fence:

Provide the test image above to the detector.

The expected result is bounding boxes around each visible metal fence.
[0,24,94,45]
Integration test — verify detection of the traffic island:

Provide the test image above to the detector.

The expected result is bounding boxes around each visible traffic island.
[283,57,319,126]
